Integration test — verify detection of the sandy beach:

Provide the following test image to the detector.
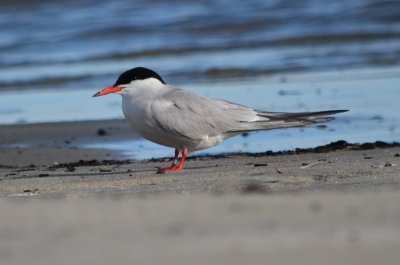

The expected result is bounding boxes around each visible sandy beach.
[1,120,400,264]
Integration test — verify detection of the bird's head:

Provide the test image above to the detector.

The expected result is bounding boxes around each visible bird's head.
[93,67,166,97]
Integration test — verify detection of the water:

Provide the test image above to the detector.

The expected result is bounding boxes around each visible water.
[1,0,400,158]
[2,0,400,90]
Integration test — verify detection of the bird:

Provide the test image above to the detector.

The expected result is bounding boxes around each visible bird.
[93,67,347,174]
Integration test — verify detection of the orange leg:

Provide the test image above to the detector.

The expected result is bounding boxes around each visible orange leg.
[157,149,188,174]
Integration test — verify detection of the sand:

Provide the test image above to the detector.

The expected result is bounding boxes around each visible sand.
[1,120,400,265]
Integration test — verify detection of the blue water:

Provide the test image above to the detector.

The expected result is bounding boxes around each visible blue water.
[1,0,400,158]
[1,0,400,91]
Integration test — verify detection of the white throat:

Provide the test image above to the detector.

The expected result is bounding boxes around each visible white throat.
[120,78,170,101]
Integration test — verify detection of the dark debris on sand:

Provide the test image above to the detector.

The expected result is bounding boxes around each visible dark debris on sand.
[46,141,400,168]
[188,140,400,160]
[243,140,400,157]
[48,159,133,170]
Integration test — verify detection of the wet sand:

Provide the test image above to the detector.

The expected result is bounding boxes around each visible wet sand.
[1,120,400,264]
[0,119,134,167]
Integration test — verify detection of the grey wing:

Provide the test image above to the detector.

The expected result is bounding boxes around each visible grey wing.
[150,88,348,139]
[149,89,259,140]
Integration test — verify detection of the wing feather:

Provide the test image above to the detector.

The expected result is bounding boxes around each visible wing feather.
[150,89,257,139]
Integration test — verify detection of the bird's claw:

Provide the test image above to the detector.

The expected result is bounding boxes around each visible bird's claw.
[156,164,182,174]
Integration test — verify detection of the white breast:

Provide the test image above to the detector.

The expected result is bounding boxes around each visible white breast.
[120,80,196,150]
[122,98,206,150]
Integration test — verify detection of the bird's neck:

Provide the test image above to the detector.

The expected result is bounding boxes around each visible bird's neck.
[122,79,171,101]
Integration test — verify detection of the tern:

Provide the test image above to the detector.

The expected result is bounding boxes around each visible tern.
[93,67,347,173]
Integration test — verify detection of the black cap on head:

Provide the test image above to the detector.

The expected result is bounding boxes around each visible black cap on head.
[114,67,166,86]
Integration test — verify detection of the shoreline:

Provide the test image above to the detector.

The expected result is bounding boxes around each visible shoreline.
[1,141,399,198]
[1,119,399,167]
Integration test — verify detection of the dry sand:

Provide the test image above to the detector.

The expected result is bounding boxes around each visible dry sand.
[1,120,400,265]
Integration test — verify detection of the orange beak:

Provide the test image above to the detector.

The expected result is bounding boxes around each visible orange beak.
[92,85,122,97]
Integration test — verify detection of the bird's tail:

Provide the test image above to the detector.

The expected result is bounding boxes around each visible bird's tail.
[248,109,348,131]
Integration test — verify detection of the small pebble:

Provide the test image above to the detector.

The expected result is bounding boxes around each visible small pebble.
[97,128,107,136]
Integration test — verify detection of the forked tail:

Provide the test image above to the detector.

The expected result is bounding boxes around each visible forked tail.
[249,109,348,131]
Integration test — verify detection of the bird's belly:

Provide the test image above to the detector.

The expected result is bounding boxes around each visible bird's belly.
[126,115,228,151]
[123,112,195,149]
[137,125,189,149]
